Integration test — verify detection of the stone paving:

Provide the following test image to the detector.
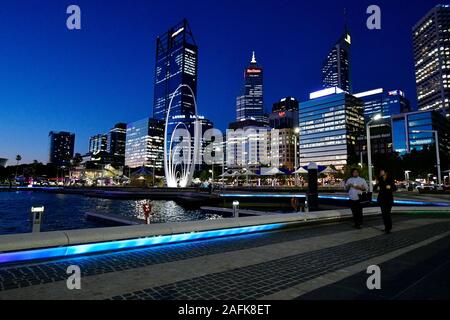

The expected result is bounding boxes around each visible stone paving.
[0,215,449,300]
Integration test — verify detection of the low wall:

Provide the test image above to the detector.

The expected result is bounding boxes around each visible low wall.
[1,206,448,255]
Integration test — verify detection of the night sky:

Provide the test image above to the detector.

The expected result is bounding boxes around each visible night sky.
[0,0,445,163]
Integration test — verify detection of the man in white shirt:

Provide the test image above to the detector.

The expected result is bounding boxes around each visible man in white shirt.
[345,169,369,229]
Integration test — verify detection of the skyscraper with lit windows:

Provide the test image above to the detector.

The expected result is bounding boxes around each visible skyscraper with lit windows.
[236,52,265,122]
[153,19,198,121]
[413,5,450,118]
[299,88,363,169]
[322,27,352,93]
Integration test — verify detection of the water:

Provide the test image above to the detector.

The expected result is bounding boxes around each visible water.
[0,191,212,235]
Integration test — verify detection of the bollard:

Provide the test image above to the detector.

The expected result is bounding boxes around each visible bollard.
[31,207,45,233]
[304,195,309,213]
[232,201,240,218]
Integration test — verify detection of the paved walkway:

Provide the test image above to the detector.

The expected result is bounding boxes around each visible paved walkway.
[1,215,450,300]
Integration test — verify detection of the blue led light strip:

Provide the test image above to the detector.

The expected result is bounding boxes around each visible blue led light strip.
[219,194,450,207]
[0,223,286,265]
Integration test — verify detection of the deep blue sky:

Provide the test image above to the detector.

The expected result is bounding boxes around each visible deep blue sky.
[0,0,445,163]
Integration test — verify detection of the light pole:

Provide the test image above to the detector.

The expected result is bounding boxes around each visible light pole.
[294,127,300,186]
[366,114,390,193]
[412,129,442,187]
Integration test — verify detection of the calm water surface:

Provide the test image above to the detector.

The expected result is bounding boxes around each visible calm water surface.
[0,191,211,235]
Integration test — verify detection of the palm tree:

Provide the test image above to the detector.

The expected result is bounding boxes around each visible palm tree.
[15,155,22,181]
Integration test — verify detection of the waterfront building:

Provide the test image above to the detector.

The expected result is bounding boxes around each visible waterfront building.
[322,27,352,93]
[125,118,164,170]
[227,119,271,170]
[392,110,450,161]
[299,87,364,169]
[269,97,300,171]
[48,131,75,167]
[354,88,412,156]
[89,134,108,155]
[107,123,127,166]
[413,5,450,118]
[153,19,198,121]
[236,52,265,122]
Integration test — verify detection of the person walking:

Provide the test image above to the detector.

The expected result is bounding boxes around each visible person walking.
[375,169,397,234]
[345,169,369,229]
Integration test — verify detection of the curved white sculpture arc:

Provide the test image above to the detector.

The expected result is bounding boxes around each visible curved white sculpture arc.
[164,84,200,188]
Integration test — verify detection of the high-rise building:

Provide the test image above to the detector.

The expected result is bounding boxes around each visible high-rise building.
[413,5,450,118]
[0,158,7,167]
[153,19,198,121]
[269,97,299,129]
[392,110,450,160]
[322,27,352,93]
[89,134,108,155]
[299,87,364,169]
[48,131,75,166]
[125,118,164,170]
[354,88,412,156]
[269,97,300,171]
[354,89,411,120]
[227,119,270,169]
[236,52,265,122]
[107,123,127,166]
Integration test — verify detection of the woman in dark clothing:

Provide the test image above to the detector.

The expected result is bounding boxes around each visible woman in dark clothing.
[376,169,397,234]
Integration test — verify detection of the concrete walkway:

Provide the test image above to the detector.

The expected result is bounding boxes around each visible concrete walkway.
[1,214,450,300]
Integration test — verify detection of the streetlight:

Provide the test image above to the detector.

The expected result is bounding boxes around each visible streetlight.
[366,114,390,193]
[412,130,442,187]
[294,127,300,186]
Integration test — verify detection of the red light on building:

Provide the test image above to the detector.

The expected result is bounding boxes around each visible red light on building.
[278,112,286,117]
[246,68,262,74]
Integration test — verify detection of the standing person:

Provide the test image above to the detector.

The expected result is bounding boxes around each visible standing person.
[345,169,369,229]
[376,169,397,234]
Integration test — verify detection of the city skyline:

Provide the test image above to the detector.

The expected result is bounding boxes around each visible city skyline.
[0,0,446,163]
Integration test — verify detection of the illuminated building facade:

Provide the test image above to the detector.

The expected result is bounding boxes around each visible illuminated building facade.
[392,110,449,160]
[153,19,198,121]
[322,28,352,93]
[125,118,164,170]
[413,5,450,118]
[354,88,411,156]
[89,134,108,155]
[48,131,75,166]
[227,120,270,170]
[107,123,127,166]
[269,97,299,170]
[236,52,265,122]
[299,88,364,169]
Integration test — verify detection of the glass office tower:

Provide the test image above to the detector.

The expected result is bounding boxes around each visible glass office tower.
[236,52,265,122]
[107,123,127,166]
[299,88,364,169]
[322,28,352,93]
[153,19,198,121]
[392,110,450,160]
[48,131,75,166]
[413,5,450,118]
[125,118,164,170]
[89,134,108,155]
[354,88,411,155]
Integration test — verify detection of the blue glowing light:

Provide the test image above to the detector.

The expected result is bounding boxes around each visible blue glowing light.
[219,194,450,207]
[0,223,286,265]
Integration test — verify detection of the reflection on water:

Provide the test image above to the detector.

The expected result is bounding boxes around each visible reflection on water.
[0,191,218,235]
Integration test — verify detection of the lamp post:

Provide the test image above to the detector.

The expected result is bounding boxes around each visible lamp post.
[366,114,390,193]
[412,129,442,187]
[294,127,300,186]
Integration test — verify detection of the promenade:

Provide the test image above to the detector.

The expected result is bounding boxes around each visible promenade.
[1,212,450,300]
